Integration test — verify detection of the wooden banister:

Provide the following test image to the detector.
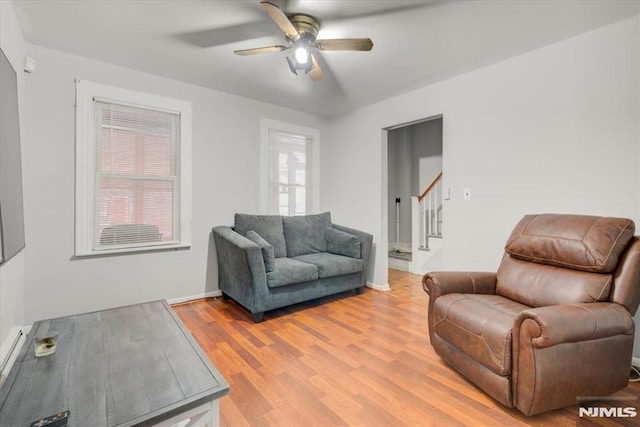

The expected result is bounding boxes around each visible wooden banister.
[417,171,443,202]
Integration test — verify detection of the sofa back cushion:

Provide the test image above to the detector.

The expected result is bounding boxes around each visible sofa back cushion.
[235,213,287,258]
[496,214,634,307]
[283,212,332,257]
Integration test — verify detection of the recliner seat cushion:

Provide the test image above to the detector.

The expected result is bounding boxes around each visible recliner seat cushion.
[292,252,363,278]
[505,214,634,273]
[266,258,319,288]
[433,294,531,376]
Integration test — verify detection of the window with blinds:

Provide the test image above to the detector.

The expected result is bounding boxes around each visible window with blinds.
[75,81,192,256]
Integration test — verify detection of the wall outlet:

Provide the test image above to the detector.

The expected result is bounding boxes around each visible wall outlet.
[463,188,471,200]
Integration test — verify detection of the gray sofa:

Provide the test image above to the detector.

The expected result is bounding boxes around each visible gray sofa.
[212,212,373,322]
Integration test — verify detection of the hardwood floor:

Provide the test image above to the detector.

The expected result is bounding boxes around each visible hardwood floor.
[173,269,640,426]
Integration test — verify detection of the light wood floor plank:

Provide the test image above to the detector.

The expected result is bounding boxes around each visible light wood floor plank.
[173,269,640,426]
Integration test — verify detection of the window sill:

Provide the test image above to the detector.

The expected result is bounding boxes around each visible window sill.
[73,243,191,259]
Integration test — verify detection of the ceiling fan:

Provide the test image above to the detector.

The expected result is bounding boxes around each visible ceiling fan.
[234,1,374,81]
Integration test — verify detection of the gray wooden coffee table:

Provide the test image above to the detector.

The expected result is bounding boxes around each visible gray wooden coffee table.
[0,300,229,426]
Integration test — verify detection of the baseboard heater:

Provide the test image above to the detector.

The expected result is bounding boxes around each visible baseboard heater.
[0,327,26,388]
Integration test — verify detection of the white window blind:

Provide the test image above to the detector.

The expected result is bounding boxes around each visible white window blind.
[92,100,179,250]
[268,129,312,216]
[75,80,191,256]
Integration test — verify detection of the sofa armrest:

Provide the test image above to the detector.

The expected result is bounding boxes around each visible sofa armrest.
[514,302,634,349]
[423,271,497,298]
[212,226,268,303]
[332,224,373,286]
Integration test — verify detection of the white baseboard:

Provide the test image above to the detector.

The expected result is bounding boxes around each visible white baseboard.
[632,357,640,369]
[167,290,221,305]
[368,282,391,292]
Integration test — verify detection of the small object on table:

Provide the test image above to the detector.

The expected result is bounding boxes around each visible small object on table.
[34,333,59,357]
[29,410,69,427]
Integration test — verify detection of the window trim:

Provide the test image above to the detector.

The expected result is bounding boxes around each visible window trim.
[259,119,320,215]
[74,80,192,257]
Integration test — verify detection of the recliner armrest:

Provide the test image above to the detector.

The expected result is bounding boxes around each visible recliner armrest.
[423,271,496,342]
[422,271,497,298]
[513,302,635,415]
[514,302,634,348]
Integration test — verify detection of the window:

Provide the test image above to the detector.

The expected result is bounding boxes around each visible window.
[75,80,191,256]
[269,130,311,216]
[260,120,319,215]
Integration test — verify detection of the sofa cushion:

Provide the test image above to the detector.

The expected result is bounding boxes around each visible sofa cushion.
[292,252,363,279]
[235,213,287,258]
[246,230,275,272]
[283,212,332,257]
[266,257,319,288]
[505,214,635,273]
[433,293,530,376]
[326,227,361,259]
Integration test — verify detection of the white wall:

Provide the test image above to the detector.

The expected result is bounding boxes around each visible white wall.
[20,44,327,324]
[323,17,640,293]
[0,0,27,347]
[414,119,443,191]
[418,156,442,193]
[387,127,412,245]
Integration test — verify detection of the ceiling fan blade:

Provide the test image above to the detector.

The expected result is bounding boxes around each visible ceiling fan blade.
[260,1,300,40]
[315,38,374,52]
[234,45,288,56]
[309,53,324,81]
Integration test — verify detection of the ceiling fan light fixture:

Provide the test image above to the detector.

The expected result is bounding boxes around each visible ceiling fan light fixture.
[286,54,312,76]
[294,46,309,64]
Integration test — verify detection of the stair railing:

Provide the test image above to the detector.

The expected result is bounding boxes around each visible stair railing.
[416,171,443,249]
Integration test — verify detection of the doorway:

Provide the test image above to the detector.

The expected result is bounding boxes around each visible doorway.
[384,116,443,285]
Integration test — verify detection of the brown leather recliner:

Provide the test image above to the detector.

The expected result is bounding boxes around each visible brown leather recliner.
[423,214,640,416]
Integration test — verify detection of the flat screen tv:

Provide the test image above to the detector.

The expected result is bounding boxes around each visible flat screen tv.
[0,48,26,265]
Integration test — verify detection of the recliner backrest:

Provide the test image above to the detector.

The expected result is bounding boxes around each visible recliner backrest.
[496,214,635,308]
[611,237,640,315]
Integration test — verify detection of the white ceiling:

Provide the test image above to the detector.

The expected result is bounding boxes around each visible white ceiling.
[11,0,640,117]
